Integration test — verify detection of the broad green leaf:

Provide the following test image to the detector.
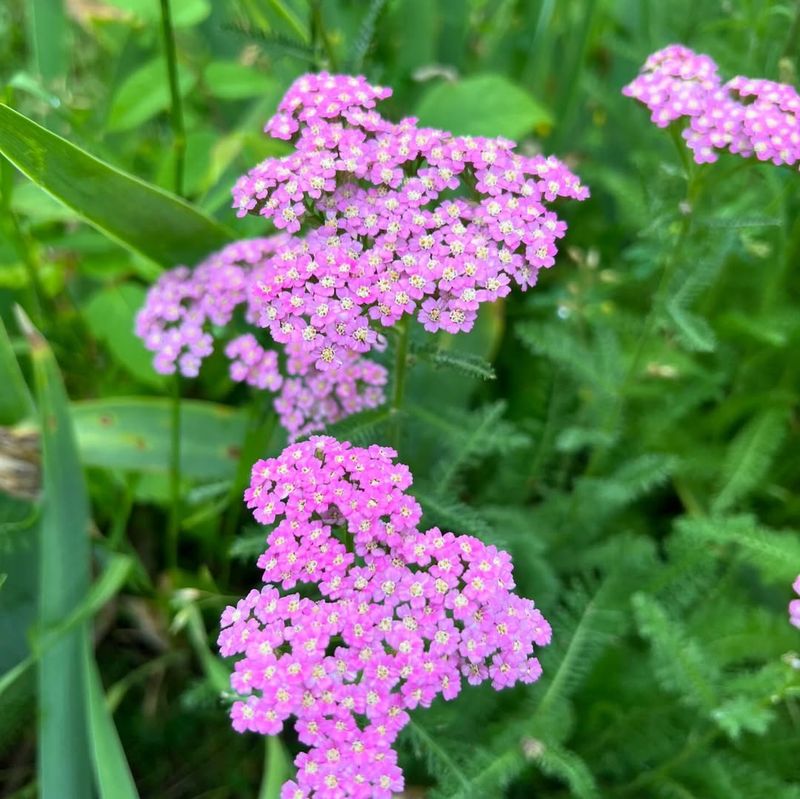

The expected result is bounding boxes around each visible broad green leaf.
[0,104,231,268]
[84,642,140,799]
[71,398,247,479]
[19,308,92,799]
[108,58,195,133]
[0,315,33,424]
[204,62,278,100]
[414,74,552,139]
[82,283,165,388]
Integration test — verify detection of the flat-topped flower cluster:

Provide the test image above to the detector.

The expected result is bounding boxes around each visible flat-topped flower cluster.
[232,72,588,369]
[624,44,800,167]
[791,576,800,630]
[135,237,386,440]
[218,437,551,799]
[138,71,586,441]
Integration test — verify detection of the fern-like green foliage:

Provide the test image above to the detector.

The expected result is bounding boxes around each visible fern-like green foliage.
[633,592,721,712]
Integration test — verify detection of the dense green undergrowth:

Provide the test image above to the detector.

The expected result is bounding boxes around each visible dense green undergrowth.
[1,1,799,797]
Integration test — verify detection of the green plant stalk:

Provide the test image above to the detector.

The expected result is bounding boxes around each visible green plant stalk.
[167,375,181,570]
[159,0,186,197]
[390,316,410,450]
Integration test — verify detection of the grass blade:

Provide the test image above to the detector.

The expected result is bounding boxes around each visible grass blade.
[0,105,231,268]
[17,307,92,798]
[27,0,66,83]
[259,736,292,799]
[84,641,140,799]
[0,315,33,424]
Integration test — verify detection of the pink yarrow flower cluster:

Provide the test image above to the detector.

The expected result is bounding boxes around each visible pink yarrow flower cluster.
[135,238,386,440]
[219,436,551,799]
[232,72,588,369]
[624,44,800,166]
[791,575,800,629]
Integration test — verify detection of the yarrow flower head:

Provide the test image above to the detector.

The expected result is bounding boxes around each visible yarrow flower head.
[231,72,588,369]
[624,44,800,167]
[791,575,800,629]
[219,436,551,799]
[135,238,386,440]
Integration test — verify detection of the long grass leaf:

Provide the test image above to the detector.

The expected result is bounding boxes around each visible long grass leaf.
[18,307,92,799]
[84,641,140,799]
[0,315,33,424]
[0,105,231,268]
[27,0,66,83]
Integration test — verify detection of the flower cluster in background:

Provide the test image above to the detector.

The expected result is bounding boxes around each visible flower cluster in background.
[791,576,800,629]
[219,437,551,799]
[135,238,386,440]
[623,44,800,167]
[233,72,588,369]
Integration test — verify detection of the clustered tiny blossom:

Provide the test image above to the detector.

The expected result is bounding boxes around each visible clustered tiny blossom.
[791,575,800,630]
[219,436,551,799]
[623,44,800,167]
[135,238,386,440]
[231,72,588,369]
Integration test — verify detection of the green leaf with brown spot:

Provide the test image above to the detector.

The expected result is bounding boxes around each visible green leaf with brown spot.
[71,398,247,478]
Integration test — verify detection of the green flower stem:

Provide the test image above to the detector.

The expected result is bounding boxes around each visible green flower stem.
[159,0,186,197]
[167,374,181,570]
[390,316,411,450]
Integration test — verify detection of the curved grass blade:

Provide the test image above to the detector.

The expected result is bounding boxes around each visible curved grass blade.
[0,105,231,268]
[16,307,92,799]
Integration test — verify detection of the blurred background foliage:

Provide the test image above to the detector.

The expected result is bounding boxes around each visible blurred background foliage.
[1,0,800,797]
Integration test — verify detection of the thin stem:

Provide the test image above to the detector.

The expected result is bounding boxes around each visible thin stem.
[159,0,186,197]
[390,317,411,450]
[167,375,181,570]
